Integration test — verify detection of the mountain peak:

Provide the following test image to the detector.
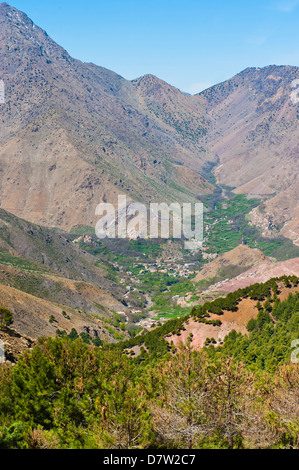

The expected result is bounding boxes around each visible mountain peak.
[0,2,31,21]
[132,73,184,95]
[132,74,167,86]
[0,2,71,64]
[0,2,40,38]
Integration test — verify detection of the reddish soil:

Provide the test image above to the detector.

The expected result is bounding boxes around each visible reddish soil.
[166,283,299,352]
[217,258,299,293]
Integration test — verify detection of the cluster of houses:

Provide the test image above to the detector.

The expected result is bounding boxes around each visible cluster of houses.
[131,260,197,278]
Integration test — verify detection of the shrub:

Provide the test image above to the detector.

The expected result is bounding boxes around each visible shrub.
[0,308,13,327]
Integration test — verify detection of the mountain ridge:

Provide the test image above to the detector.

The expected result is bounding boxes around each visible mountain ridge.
[0,3,298,245]
[0,2,215,230]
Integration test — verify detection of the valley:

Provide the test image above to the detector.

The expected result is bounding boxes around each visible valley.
[0,3,298,244]
[1,182,299,355]
[0,2,298,451]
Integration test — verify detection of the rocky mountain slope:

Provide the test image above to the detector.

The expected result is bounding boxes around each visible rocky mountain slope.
[198,66,299,244]
[0,3,298,245]
[0,207,137,344]
[193,244,299,295]
[0,2,214,231]
[194,245,270,284]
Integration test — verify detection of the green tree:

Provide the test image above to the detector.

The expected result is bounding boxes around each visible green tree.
[0,308,13,327]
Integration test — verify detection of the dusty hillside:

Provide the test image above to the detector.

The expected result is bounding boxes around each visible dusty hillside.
[0,263,127,317]
[0,3,298,244]
[0,208,132,306]
[216,257,299,293]
[0,2,214,230]
[0,282,119,342]
[0,208,107,283]
[194,245,270,283]
[166,281,299,351]
[0,275,131,362]
[131,74,214,172]
[0,208,145,345]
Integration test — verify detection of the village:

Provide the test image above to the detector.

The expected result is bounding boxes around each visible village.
[125,260,197,278]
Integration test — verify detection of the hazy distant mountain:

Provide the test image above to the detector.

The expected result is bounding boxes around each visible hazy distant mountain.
[0,3,298,244]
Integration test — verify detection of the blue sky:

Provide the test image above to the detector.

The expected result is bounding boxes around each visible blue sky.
[7,0,299,93]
